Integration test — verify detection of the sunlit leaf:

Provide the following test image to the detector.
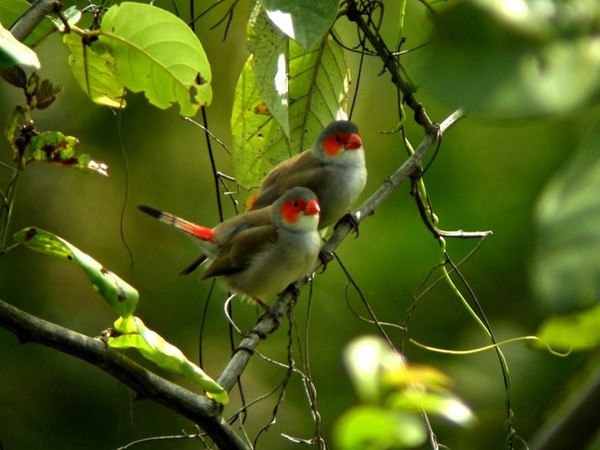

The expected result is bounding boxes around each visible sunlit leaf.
[98,2,212,116]
[0,0,56,47]
[248,8,290,137]
[533,128,600,312]
[26,130,108,176]
[334,407,426,450]
[389,390,474,425]
[231,34,349,191]
[109,316,228,404]
[13,227,138,318]
[63,32,125,108]
[0,22,39,70]
[537,304,600,351]
[413,0,600,117]
[259,0,339,49]
[343,335,406,404]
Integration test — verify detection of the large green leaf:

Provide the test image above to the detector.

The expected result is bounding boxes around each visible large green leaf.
[110,316,228,404]
[231,34,349,191]
[0,0,56,47]
[532,127,600,312]
[97,2,212,116]
[259,0,339,49]
[13,227,138,318]
[63,32,125,108]
[248,8,290,137]
[413,0,600,117]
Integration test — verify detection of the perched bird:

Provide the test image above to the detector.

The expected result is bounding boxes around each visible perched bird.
[138,187,322,308]
[248,120,366,229]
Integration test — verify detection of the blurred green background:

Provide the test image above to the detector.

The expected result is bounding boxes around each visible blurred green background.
[1,1,599,449]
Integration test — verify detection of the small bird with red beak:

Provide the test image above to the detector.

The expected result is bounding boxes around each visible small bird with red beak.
[139,187,322,308]
[249,120,366,229]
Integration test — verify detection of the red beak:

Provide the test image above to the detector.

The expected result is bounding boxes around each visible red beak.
[346,133,362,150]
[305,199,321,216]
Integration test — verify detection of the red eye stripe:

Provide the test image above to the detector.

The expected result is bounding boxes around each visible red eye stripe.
[322,132,347,156]
[280,198,305,223]
[322,132,362,156]
[280,197,320,224]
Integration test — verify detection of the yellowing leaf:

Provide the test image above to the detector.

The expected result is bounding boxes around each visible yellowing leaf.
[64,32,125,108]
[110,317,228,404]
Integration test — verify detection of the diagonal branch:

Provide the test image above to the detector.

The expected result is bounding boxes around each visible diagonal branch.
[217,108,467,392]
[344,0,438,135]
[0,299,251,450]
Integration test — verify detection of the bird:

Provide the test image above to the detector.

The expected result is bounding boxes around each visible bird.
[248,120,366,229]
[138,187,322,309]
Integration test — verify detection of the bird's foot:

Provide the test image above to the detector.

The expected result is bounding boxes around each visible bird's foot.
[335,212,360,237]
[318,250,334,272]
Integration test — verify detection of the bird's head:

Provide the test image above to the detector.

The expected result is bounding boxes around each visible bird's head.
[313,120,363,164]
[274,187,321,231]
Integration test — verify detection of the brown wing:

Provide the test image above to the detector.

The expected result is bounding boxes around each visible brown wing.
[249,150,324,210]
[201,225,278,279]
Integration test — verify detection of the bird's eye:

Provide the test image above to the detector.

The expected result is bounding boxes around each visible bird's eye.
[334,134,342,143]
[292,200,299,208]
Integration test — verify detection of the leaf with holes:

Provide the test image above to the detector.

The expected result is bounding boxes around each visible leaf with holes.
[231,34,350,191]
[110,316,228,404]
[64,32,125,108]
[26,130,108,176]
[98,2,212,116]
[13,227,138,317]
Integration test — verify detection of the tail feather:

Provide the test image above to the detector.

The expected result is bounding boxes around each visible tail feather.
[138,205,214,241]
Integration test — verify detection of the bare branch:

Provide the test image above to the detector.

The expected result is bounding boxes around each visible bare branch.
[9,0,60,42]
[0,299,251,450]
[345,0,438,134]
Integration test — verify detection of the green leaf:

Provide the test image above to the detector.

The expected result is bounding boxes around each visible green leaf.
[248,8,290,137]
[63,32,125,108]
[231,35,349,191]
[537,304,600,351]
[98,2,212,116]
[413,0,600,117]
[0,0,56,47]
[334,407,426,450]
[0,22,40,70]
[26,130,109,176]
[388,390,473,425]
[109,316,228,404]
[259,0,339,49]
[532,128,600,312]
[343,335,405,404]
[13,227,138,318]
